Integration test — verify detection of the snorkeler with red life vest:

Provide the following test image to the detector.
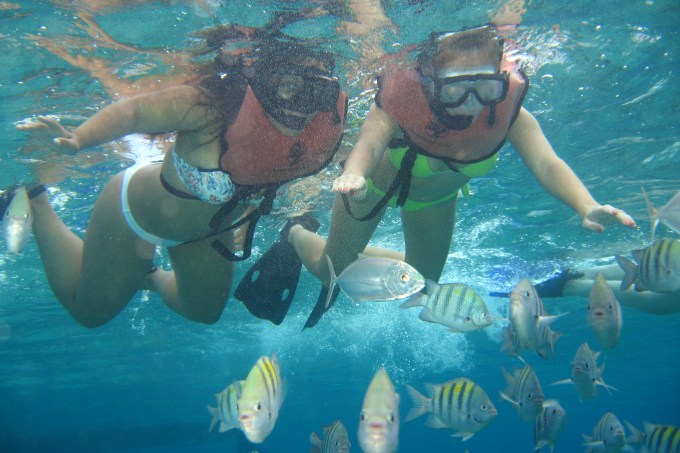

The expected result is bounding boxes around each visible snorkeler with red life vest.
[8,27,347,327]
[241,24,638,328]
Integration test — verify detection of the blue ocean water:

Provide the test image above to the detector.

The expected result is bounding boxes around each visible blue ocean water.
[1,1,679,452]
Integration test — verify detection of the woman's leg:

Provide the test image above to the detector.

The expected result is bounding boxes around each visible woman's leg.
[150,233,235,324]
[290,193,386,285]
[400,197,458,282]
[31,173,155,327]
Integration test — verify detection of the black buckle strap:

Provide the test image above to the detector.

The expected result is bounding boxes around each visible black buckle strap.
[340,145,418,221]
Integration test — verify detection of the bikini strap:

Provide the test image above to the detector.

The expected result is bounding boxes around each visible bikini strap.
[340,144,418,221]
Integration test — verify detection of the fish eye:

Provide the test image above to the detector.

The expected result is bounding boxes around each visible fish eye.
[527,392,532,399]
[360,412,365,421]
[608,304,613,310]
[465,316,472,322]
[256,402,262,411]
[400,274,410,282]
[587,305,591,311]
[481,403,488,411]
[390,413,395,422]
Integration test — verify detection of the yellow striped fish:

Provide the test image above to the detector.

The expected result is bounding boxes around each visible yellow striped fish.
[534,400,567,452]
[237,355,285,444]
[405,377,497,441]
[500,363,544,423]
[358,367,400,453]
[616,239,680,293]
[310,419,351,453]
[587,273,623,349]
[207,380,244,433]
[400,281,493,333]
[625,421,680,453]
[551,342,617,401]
[582,412,627,453]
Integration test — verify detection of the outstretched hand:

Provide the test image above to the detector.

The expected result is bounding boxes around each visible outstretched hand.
[583,204,638,233]
[331,173,368,202]
[16,116,80,154]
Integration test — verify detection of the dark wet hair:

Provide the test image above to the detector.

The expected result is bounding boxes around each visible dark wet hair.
[417,25,504,76]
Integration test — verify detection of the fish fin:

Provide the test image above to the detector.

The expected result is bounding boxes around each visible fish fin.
[234,215,319,325]
[641,186,659,241]
[537,313,565,327]
[218,420,232,433]
[452,431,475,441]
[423,279,439,294]
[615,255,637,291]
[324,255,339,308]
[499,391,519,407]
[206,404,219,432]
[399,293,424,309]
[624,420,643,444]
[549,378,573,387]
[404,384,430,422]
[309,432,322,448]
[425,414,449,429]
[500,325,519,356]
[582,439,603,449]
[417,308,438,324]
[534,439,551,451]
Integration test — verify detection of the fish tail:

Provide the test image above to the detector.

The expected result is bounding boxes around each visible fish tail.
[641,186,659,241]
[404,384,430,422]
[624,420,643,445]
[615,255,637,291]
[324,255,338,308]
[309,431,322,450]
[206,404,219,432]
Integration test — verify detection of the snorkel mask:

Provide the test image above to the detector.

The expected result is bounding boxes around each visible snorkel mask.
[419,25,508,130]
[251,62,340,130]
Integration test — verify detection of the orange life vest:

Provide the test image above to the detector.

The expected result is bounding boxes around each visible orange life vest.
[376,58,528,163]
[220,86,347,186]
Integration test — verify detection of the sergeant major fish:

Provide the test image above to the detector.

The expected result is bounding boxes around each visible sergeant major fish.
[534,400,567,452]
[588,273,623,349]
[501,279,564,360]
[207,380,244,433]
[582,412,628,453]
[399,280,493,333]
[500,362,545,423]
[616,239,680,293]
[2,186,32,254]
[324,255,425,308]
[357,367,400,453]
[237,355,285,444]
[642,186,680,240]
[625,421,680,453]
[310,419,351,453]
[405,377,497,441]
[551,342,617,401]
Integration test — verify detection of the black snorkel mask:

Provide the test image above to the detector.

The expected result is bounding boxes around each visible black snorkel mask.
[251,64,340,130]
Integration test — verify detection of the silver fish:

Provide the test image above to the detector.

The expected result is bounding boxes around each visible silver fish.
[625,421,680,453]
[500,363,545,423]
[642,186,680,240]
[616,239,680,293]
[405,377,497,441]
[501,279,564,360]
[310,420,351,453]
[534,400,567,452]
[237,355,285,444]
[207,380,244,433]
[582,412,628,453]
[357,367,400,453]
[588,273,623,349]
[551,342,617,401]
[325,255,425,308]
[2,187,32,254]
[399,280,493,333]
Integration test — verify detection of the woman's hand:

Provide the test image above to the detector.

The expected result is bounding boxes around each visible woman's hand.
[582,204,638,233]
[332,173,367,202]
[16,116,80,154]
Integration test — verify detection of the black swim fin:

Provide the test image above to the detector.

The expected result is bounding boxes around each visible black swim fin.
[488,268,585,299]
[303,284,341,329]
[235,213,320,325]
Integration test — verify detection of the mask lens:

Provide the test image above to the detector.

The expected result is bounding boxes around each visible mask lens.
[437,74,507,107]
[274,69,339,114]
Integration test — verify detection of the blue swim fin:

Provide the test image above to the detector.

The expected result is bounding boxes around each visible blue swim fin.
[235,213,319,325]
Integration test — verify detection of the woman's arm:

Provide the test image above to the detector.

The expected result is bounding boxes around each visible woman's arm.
[332,103,399,199]
[17,85,207,154]
[508,107,636,231]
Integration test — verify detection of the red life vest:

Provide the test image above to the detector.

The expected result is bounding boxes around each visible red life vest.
[377,58,528,163]
[220,86,347,186]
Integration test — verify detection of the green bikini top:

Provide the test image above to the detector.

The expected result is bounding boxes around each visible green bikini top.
[388,146,498,178]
